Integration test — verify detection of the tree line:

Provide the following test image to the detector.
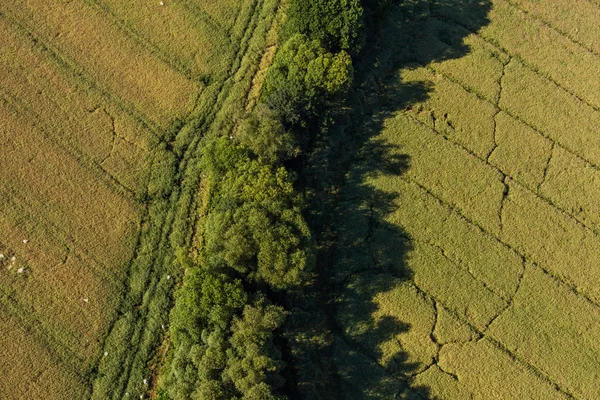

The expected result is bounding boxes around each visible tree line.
[158,0,393,398]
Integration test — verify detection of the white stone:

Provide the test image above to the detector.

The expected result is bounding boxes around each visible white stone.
[17,267,24,274]
[104,351,108,356]
[23,239,29,244]
[83,298,89,303]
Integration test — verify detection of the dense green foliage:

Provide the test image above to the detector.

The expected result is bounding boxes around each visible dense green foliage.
[161,0,375,398]
[201,138,313,290]
[262,34,353,126]
[165,254,287,399]
[284,0,364,53]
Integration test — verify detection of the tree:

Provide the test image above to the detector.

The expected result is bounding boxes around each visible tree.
[236,104,299,164]
[262,34,354,126]
[285,0,364,53]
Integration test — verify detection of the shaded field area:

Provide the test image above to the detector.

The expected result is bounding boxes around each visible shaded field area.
[0,0,281,398]
[326,0,600,398]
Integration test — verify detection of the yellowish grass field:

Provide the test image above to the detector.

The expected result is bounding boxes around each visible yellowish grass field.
[331,1,600,398]
[0,1,199,129]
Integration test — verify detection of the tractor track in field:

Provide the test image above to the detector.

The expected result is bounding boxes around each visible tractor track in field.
[89,0,282,396]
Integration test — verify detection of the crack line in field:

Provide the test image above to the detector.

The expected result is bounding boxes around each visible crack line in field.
[497,174,509,234]
[407,280,577,399]
[487,56,511,162]
[537,142,555,194]
[98,108,117,165]
[481,257,526,333]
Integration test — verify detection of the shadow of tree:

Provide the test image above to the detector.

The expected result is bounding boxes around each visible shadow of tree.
[283,1,493,398]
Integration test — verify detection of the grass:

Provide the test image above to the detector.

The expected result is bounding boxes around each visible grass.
[508,0,600,55]
[88,0,230,79]
[0,0,281,398]
[0,310,90,400]
[488,111,553,190]
[381,112,505,234]
[400,66,497,158]
[437,338,569,400]
[458,0,600,110]
[500,58,600,168]
[500,179,600,304]
[1,1,199,129]
[487,265,600,399]
[540,145,600,232]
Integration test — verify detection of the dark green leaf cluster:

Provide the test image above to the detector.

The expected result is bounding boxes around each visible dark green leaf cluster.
[166,254,288,400]
[262,34,353,127]
[284,0,365,54]
[201,137,313,291]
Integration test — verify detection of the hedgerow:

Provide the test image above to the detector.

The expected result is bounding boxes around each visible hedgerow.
[160,0,379,397]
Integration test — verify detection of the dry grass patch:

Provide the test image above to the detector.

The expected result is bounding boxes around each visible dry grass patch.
[433,304,478,345]
[0,101,140,270]
[412,364,474,399]
[488,265,600,399]
[1,0,199,128]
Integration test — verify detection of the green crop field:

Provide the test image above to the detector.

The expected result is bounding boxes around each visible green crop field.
[328,0,600,398]
[0,0,281,398]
